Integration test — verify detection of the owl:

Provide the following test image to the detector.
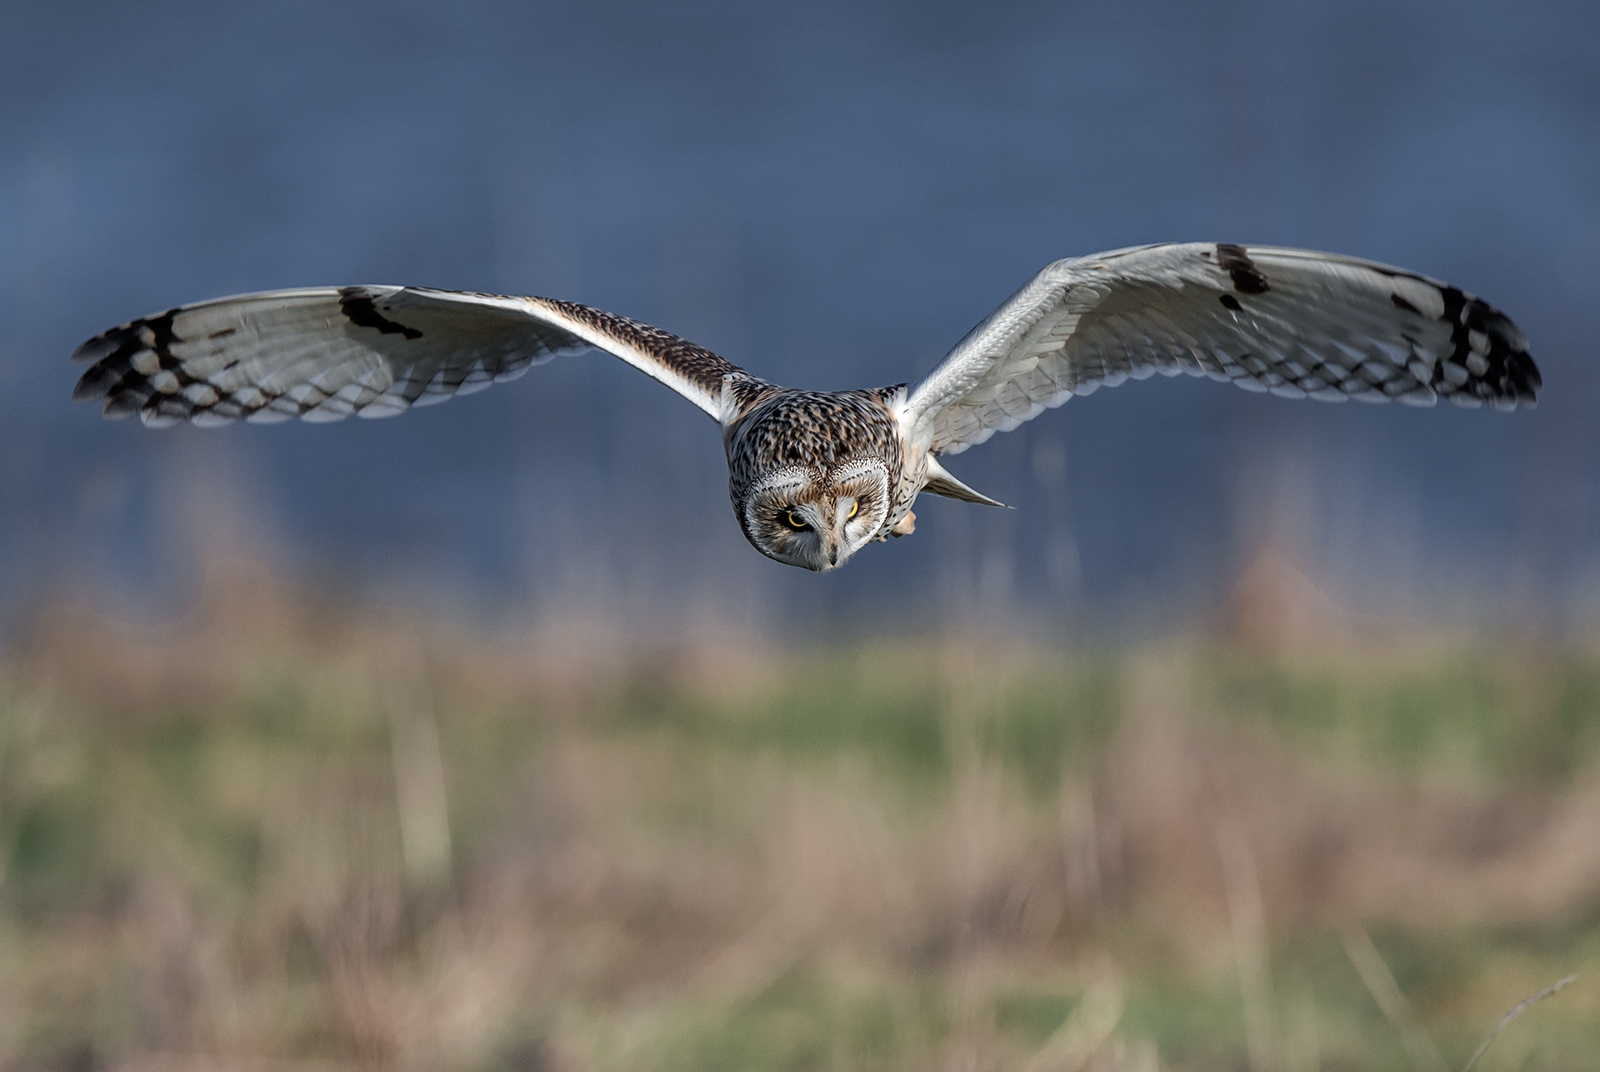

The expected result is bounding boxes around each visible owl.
[73,243,1539,572]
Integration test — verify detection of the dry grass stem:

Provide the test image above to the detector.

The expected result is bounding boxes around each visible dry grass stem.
[1458,974,1578,1072]
[1217,818,1280,1072]
[1021,981,1124,1072]
[1340,924,1447,1072]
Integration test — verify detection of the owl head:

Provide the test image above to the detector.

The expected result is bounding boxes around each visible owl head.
[739,459,891,571]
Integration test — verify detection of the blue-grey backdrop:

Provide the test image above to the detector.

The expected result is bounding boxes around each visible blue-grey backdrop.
[2,0,1595,638]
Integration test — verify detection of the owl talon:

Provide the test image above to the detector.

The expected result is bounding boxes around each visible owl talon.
[890,511,915,537]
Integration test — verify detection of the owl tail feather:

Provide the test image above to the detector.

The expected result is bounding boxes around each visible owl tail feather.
[922,457,1008,508]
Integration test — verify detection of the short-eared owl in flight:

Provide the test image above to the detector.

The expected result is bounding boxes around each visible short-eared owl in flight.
[74,243,1539,571]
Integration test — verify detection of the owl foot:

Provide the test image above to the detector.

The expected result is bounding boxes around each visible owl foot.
[890,511,915,537]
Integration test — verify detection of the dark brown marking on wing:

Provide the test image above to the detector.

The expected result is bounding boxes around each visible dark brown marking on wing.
[1218,293,1242,312]
[1215,243,1270,294]
[338,287,423,340]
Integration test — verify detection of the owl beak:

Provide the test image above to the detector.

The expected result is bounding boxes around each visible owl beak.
[819,531,841,569]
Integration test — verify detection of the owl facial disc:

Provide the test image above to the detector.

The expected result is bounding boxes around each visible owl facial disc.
[740,460,891,571]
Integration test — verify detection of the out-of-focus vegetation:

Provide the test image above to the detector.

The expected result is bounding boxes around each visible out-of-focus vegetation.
[0,561,1595,1071]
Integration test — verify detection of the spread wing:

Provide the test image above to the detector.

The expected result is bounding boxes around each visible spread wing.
[72,286,744,426]
[904,243,1540,456]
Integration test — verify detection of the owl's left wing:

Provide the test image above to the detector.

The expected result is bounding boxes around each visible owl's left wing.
[72,286,743,426]
[904,243,1540,457]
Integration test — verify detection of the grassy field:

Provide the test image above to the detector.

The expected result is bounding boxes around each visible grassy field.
[0,562,1595,1071]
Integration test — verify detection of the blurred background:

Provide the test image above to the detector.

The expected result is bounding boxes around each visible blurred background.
[2,0,1598,1069]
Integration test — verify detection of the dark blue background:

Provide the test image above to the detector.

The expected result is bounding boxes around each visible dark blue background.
[3,0,1595,637]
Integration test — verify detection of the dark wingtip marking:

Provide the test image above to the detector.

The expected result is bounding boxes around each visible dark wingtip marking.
[1218,293,1242,312]
[338,287,423,340]
[72,364,122,401]
[1430,286,1541,406]
[1359,266,1537,407]
[1215,243,1270,294]
[71,308,184,414]
[71,331,123,366]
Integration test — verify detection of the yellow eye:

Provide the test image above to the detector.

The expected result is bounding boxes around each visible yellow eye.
[848,501,859,519]
[786,511,808,529]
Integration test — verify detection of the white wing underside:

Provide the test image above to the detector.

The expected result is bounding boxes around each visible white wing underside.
[905,243,1539,456]
[72,286,741,426]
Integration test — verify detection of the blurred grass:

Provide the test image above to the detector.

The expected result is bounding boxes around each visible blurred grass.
[0,564,1596,1070]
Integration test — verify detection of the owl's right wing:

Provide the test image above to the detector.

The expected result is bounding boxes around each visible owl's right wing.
[72,286,745,426]
[903,243,1540,457]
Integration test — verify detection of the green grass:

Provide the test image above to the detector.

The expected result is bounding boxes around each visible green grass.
[1201,644,1600,782]
[603,646,1124,795]
[618,970,918,1072]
